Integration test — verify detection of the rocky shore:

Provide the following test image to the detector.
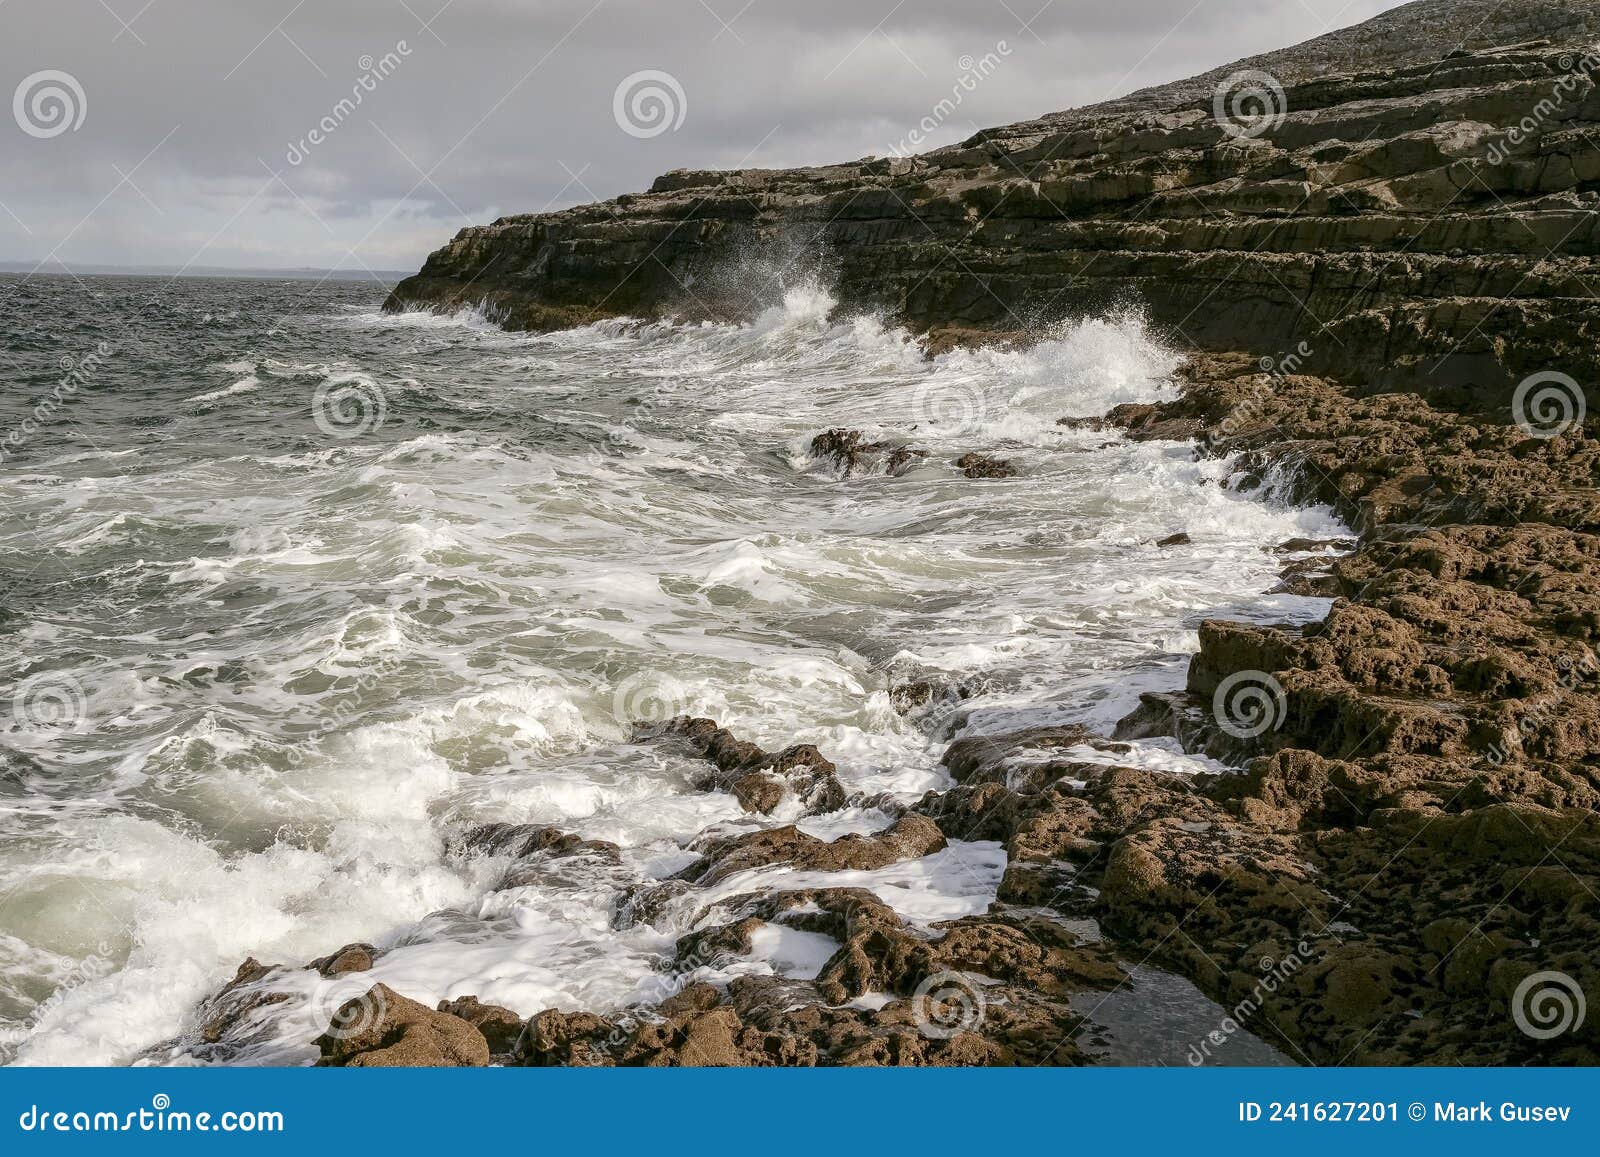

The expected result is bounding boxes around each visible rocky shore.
[175,0,1600,1066]
[183,348,1599,1065]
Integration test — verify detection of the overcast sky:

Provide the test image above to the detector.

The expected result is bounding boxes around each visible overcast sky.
[0,0,1408,273]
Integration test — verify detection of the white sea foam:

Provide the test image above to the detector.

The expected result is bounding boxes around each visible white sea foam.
[0,280,1347,1066]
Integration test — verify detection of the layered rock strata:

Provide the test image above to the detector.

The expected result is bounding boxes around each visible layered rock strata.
[386,0,1600,410]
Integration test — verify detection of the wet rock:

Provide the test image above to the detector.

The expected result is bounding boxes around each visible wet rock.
[674,916,765,969]
[1275,537,1356,554]
[676,813,947,887]
[436,995,525,1055]
[513,928,1110,1066]
[632,716,847,815]
[456,822,621,865]
[889,678,979,715]
[941,725,1124,786]
[1100,403,1204,442]
[613,878,693,930]
[888,677,987,738]
[955,452,1016,479]
[308,943,376,978]
[808,429,926,478]
[1154,532,1191,547]
[1272,557,1343,597]
[195,959,290,1047]
[453,822,623,890]
[314,984,490,1067]
[1111,691,1217,748]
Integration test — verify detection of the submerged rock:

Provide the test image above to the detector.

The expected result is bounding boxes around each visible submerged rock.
[807,429,926,478]
[955,452,1015,479]
[632,715,847,815]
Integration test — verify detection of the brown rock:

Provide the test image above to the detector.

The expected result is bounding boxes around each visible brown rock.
[308,943,376,978]
[314,984,490,1067]
[436,995,524,1054]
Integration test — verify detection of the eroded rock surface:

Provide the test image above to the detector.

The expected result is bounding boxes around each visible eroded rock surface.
[1089,353,1600,1064]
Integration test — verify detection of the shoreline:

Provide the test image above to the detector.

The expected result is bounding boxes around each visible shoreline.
[171,333,1598,1067]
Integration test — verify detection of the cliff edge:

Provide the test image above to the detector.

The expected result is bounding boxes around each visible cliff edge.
[387,0,1600,410]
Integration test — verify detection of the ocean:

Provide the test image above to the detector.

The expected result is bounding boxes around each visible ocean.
[0,272,1341,1064]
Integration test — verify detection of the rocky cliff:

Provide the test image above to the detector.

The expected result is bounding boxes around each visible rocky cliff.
[388,0,1600,410]
[304,0,1600,1068]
